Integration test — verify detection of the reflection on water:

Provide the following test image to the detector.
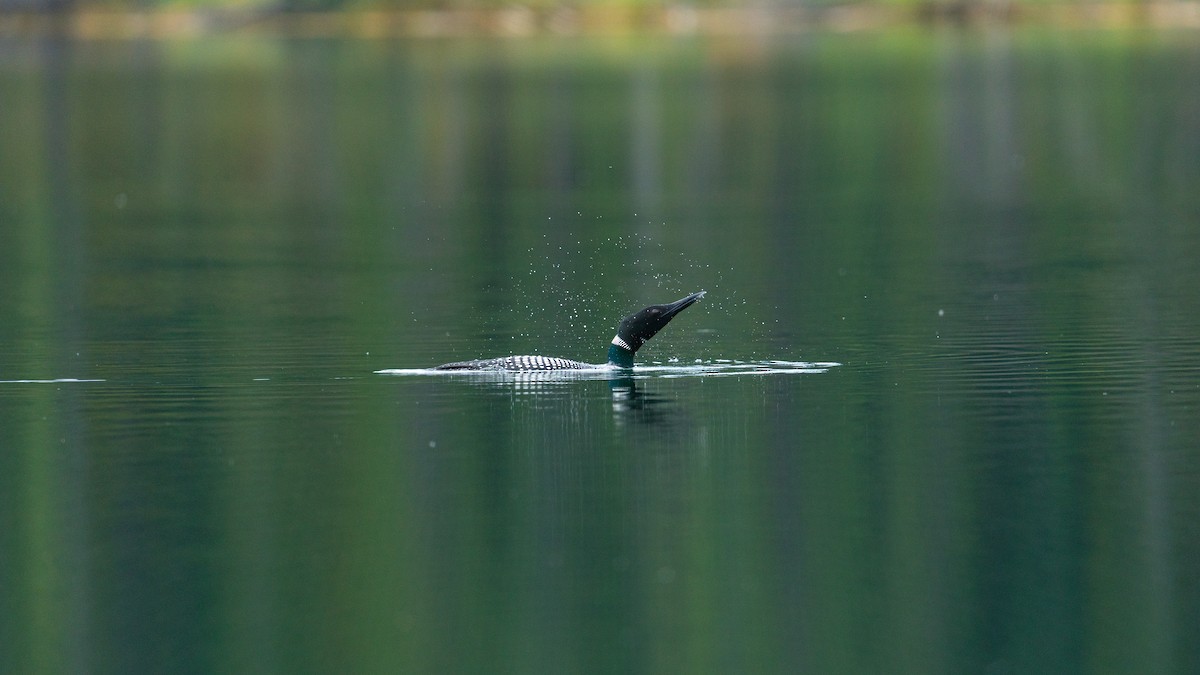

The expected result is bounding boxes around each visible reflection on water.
[608,375,665,423]
[378,363,841,433]
[2,31,1200,675]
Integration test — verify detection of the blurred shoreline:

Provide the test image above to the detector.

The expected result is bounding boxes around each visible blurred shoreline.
[3,2,1200,39]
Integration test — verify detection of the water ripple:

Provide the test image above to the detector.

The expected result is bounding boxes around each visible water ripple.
[375,359,839,379]
[0,378,107,384]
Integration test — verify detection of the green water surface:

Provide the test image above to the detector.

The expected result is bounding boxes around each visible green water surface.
[2,31,1199,674]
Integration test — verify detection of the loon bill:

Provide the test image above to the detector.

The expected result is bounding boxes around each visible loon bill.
[434,291,705,371]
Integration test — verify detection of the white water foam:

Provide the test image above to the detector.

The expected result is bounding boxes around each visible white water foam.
[375,360,839,378]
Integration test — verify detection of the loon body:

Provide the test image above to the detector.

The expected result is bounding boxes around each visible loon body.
[434,355,594,371]
[435,291,705,372]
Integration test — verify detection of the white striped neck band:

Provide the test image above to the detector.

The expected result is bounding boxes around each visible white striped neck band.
[611,335,633,351]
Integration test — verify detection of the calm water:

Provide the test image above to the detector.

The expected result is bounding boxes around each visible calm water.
[3,30,1200,674]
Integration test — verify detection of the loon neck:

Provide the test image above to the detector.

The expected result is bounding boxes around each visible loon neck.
[607,338,635,369]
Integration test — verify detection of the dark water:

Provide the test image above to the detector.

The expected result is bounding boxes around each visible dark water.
[3,31,1199,673]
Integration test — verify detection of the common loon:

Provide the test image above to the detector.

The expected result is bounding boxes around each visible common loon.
[435,291,705,371]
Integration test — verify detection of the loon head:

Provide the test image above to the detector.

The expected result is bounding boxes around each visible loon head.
[608,291,705,367]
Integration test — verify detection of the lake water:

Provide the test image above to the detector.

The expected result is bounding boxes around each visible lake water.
[2,30,1199,673]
